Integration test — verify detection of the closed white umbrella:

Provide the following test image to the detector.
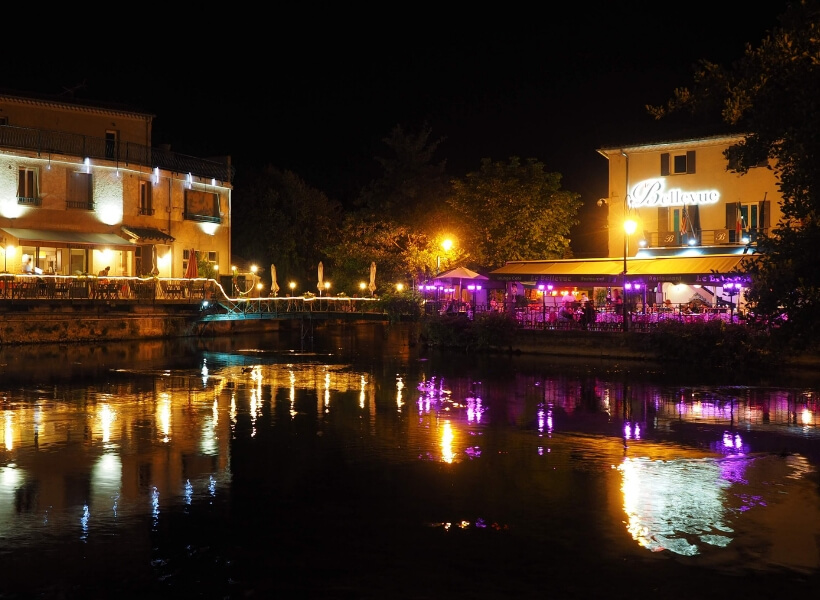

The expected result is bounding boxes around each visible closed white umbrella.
[317,261,324,294]
[368,262,376,295]
[270,264,280,296]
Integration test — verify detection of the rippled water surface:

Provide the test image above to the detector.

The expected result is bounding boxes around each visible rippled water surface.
[1,325,819,599]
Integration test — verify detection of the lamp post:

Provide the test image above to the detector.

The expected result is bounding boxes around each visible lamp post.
[436,238,453,275]
[537,284,553,323]
[725,282,741,323]
[623,218,637,332]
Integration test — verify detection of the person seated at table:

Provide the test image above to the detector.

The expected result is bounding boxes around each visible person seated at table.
[98,266,111,281]
[559,303,575,322]
[580,300,596,329]
[22,257,33,274]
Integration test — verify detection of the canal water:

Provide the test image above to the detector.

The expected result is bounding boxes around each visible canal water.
[1,324,819,599]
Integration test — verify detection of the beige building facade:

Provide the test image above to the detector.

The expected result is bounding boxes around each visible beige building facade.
[596,134,782,262]
[491,133,783,312]
[0,91,232,278]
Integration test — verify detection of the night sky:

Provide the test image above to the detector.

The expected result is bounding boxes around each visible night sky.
[2,3,790,256]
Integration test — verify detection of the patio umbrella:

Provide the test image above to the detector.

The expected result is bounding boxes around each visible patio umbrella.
[317,261,324,294]
[270,264,280,296]
[435,266,488,303]
[368,262,376,295]
[184,249,198,278]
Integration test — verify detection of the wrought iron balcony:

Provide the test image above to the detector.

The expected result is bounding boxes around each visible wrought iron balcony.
[0,124,235,183]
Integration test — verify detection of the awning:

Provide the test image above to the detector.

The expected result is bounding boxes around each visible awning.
[121,226,175,244]
[489,254,757,285]
[0,228,134,248]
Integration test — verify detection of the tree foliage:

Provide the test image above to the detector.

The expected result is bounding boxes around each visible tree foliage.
[231,166,342,294]
[448,157,581,269]
[647,0,820,349]
[232,125,580,296]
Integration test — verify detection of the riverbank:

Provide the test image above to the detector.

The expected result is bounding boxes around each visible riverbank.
[2,306,819,374]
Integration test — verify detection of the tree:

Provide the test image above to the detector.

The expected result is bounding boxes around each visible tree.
[647,0,820,349]
[232,166,342,293]
[448,157,581,269]
[329,124,461,291]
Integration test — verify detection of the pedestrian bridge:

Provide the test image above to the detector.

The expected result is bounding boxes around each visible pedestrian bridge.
[201,295,389,322]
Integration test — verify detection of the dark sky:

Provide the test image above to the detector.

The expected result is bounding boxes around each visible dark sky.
[2,3,789,255]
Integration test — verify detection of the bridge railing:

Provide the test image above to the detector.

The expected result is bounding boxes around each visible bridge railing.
[216,294,385,316]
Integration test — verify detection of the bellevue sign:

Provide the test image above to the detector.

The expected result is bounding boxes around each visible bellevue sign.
[628,178,720,209]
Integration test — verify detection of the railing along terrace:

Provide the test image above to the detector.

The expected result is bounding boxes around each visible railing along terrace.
[504,302,744,331]
[0,124,235,182]
[0,274,387,315]
[0,274,218,302]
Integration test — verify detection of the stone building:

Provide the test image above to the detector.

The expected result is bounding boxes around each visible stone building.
[0,90,232,278]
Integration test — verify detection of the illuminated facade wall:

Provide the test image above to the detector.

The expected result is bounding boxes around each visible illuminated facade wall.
[0,93,231,277]
[597,135,784,260]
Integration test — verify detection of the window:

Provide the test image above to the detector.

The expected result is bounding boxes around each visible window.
[0,116,8,125]
[17,167,40,205]
[660,151,696,175]
[184,189,221,223]
[139,181,154,215]
[727,146,769,171]
[105,130,118,159]
[67,172,94,209]
[183,248,196,276]
[726,200,770,243]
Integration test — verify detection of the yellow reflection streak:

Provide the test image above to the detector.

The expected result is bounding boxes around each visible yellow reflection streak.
[396,376,403,410]
[158,394,171,442]
[801,408,813,426]
[99,404,114,443]
[4,412,13,450]
[441,421,454,463]
[289,369,296,418]
[360,375,367,409]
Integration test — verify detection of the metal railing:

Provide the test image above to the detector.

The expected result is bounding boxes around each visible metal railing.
[0,274,218,302]
[0,274,388,318]
[0,124,234,182]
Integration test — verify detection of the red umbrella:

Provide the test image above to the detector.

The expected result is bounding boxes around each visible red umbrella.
[185,249,198,278]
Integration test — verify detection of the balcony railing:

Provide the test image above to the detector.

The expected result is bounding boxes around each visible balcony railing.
[0,124,235,182]
[641,228,766,248]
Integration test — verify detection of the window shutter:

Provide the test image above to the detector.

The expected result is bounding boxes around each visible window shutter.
[760,200,770,229]
[686,151,696,173]
[725,202,738,228]
[660,153,670,176]
[658,207,669,232]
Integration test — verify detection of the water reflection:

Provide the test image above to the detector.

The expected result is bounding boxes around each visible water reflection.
[1,330,819,597]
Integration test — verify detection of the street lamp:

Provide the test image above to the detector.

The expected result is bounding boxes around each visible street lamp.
[623,218,637,332]
[436,238,453,275]
[537,283,553,323]
[724,282,741,323]
[289,281,296,295]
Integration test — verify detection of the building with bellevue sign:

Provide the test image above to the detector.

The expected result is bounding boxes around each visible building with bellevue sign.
[490,133,783,311]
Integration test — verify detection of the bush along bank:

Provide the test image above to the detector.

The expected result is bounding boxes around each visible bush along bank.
[418,313,784,371]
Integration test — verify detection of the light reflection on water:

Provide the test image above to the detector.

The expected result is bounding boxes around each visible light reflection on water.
[0,331,819,596]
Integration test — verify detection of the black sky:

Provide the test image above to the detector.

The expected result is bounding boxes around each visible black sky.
[2,3,790,255]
